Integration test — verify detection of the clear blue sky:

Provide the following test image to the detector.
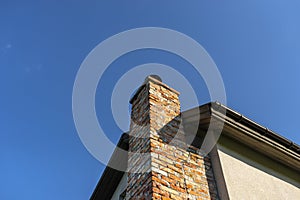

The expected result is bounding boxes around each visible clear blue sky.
[1,1,300,199]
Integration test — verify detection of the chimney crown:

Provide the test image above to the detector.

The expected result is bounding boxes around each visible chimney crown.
[130,75,179,104]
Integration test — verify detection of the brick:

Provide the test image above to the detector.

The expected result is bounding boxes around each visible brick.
[127,77,219,199]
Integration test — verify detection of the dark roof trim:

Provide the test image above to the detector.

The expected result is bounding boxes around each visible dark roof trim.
[90,133,128,200]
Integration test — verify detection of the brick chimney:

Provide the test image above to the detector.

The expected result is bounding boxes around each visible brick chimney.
[127,75,219,200]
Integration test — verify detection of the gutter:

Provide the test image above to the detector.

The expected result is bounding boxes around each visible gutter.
[211,101,300,154]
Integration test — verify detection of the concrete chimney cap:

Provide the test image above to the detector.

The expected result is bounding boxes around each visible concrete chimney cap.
[145,74,162,82]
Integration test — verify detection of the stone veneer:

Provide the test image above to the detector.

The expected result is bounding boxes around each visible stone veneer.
[126,76,219,200]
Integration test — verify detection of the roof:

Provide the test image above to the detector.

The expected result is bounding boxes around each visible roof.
[90,133,129,200]
[90,102,300,199]
[183,102,300,171]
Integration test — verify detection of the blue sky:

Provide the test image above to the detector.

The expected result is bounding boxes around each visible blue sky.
[1,1,300,199]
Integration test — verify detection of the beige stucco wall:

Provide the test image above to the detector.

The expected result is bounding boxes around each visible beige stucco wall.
[111,173,127,200]
[217,137,300,200]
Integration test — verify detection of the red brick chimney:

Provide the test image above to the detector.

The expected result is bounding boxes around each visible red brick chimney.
[127,75,219,199]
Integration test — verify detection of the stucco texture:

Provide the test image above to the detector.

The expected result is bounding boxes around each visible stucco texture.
[218,144,300,200]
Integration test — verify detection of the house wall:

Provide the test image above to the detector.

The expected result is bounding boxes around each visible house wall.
[217,136,300,200]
